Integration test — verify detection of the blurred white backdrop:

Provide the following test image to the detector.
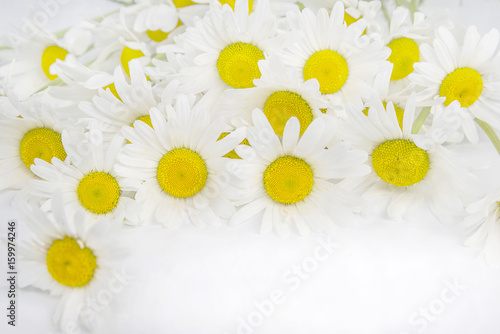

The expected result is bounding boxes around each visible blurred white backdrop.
[1,1,500,334]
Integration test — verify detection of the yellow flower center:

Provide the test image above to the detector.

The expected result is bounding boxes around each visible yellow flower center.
[263,155,314,204]
[41,45,68,80]
[46,237,97,287]
[263,91,313,136]
[20,128,67,169]
[362,102,405,129]
[372,139,429,187]
[219,0,253,12]
[344,12,360,26]
[217,42,265,89]
[134,115,153,128]
[77,172,120,214]
[120,46,145,77]
[303,50,348,94]
[217,132,250,159]
[157,148,208,198]
[146,20,182,42]
[439,67,483,107]
[387,37,420,81]
[104,83,121,101]
[172,0,196,7]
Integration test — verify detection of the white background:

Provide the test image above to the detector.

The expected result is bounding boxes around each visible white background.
[1,0,500,333]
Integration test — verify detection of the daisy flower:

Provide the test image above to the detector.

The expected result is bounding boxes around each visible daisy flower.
[279,2,390,106]
[229,109,370,236]
[339,95,473,222]
[0,97,77,192]
[299,0,383,34]
[220,57,327,135]
[115,94,246,227]
[0,29,72,98]
[410,26,500,143]
[165,0,295,106]
[82,7,152,77]
[384,6,452,89]
[123,0,183,44]
[16,192,131,332]
[27,129,141,225]
[465,187,500,266]
[79,60,160,140]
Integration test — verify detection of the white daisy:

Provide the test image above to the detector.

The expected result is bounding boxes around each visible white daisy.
[0,97,77,192]
[339,94,473,222]
[229,109,370,236]
[219,56,327,135]
[78,59,160,140]
[410,26,500,143]
[0,29,72,98]
[27,129,141,225]
[115,94,246,227]
[465,187,500,266]
[298,0,383,35]
[384,6,452,90]
[16,192,131,332]
[279,2,390,106]
[164,0,295,106]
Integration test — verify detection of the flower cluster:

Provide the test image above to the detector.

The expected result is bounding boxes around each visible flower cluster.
[1,0,500,331]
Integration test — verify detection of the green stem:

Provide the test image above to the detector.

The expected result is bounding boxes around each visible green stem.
[411,107,431,134]
[475,118,500,156]
[296,1,305,11]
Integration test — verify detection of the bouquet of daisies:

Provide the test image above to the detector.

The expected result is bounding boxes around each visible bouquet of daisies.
[1,0,500,331]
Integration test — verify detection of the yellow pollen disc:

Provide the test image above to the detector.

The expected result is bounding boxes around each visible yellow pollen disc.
[217,42,265,89]
[263,155,314,204]
[133,115,153,128]
[387,37,420,81]
[77,172,120,214]
[104,83,121,101]
[219,0,253,12]
[157,148,208,198]
[41,45,68,80]
[303,50,348,94]
[20,128,67,169]
[46,237,97,287]
[146,20,182,42]
[120,46,145,77]
[263,91,313,136]
[362,103,404,129]
[217,132,250,159]
[344,12,360,26]
[439,67,483,107]
[372,139,429,187]
[172,0,196,7]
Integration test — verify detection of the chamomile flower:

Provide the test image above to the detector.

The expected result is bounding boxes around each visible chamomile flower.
[27,130,141,225]
[465,187,500,266]
[119,0,188,46]
[339,95,472,222]
[279,3,390,105]
[79,60,160,140]
[410,26,500,143]
[220,57,326,135]
[0,98,76,192]
[299,0,383,34]
[0,30,71,98]
[384,6,451,90]
[166,0,294,106]
[229,109,370,236]
[16,193,131,332]
[115,94,245,227]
